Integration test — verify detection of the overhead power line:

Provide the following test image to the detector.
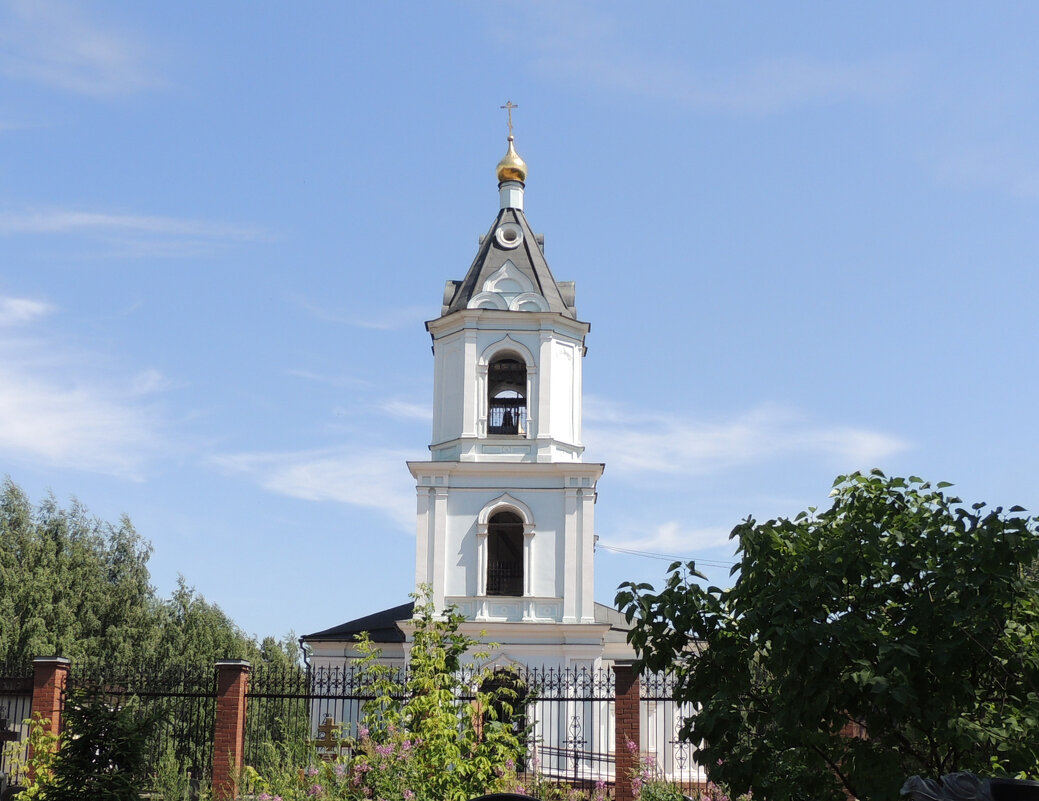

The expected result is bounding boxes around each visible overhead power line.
[595,542,737,570]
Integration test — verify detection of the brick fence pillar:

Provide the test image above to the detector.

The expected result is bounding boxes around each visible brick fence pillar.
[212,659,251,801]
[614,662,640,801]
[28,656,70,780]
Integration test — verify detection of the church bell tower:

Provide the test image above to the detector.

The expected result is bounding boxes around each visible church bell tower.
[408,123,607,664]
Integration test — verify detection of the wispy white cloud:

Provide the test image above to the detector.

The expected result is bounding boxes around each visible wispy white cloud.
[606,521,732,555]
[0,296,54,325]
[0,0,159,97]
[0,296,167,478]
[0,208,266,240]
[286,369,371,389]
[514,3,912,115]
[129,368,175,396]
[211,446,418,533]
[294,296,430,331]
[381,400,432,421]
[0,206,270,258]
[585,399,908,477]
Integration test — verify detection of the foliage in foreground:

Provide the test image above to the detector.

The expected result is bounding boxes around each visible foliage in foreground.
[45,688,159,801]
[241,591,526,801]
[617,471,1039,801]
[1,713,59,799]
[6,691,159,800]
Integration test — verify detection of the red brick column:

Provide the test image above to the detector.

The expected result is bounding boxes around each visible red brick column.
[28,656,70,780]
[614,662,641,801]
[212,660,251,801]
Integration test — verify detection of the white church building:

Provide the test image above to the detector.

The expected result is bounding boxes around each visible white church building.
[301,130,635,673]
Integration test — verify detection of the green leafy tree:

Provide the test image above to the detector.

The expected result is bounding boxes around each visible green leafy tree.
[152,577,259,667]
[45,688,160,801]
[0,479,157,664]
[616,471,1039,801]
[0,478,301,671]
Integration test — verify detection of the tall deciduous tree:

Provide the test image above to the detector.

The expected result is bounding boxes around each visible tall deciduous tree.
[0,479,156,664]
[0,478,298,668]
[616,471,1039,801]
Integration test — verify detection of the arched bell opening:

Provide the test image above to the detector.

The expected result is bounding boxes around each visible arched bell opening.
[487,511,524,597]
[487,354,526,436]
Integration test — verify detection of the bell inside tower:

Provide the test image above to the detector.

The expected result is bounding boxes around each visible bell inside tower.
[487,354,526,435]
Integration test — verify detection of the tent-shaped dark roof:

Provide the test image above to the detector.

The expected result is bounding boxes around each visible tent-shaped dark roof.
[301,601,414,644]
[440,207,577,319]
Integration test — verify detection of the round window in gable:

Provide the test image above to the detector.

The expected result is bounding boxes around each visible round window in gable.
[495,222,524,249]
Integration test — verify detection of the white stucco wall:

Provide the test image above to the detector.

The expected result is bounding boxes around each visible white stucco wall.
[409,462,602,625]
[427,310,589,463]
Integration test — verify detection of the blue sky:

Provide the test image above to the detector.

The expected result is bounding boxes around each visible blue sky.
[2,1,1038,643]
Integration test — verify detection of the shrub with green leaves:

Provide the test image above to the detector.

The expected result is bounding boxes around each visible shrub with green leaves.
[618,471,1039,801]
[3,712,59,799]
[45,688,160,801]
[241,589,525,801]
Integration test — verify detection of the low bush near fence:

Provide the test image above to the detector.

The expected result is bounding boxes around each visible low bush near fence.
[2,596,704,800]
[240,593,527,801]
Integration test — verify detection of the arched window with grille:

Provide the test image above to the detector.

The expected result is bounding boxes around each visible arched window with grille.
[486,511,524,596]
[487,354,526,435]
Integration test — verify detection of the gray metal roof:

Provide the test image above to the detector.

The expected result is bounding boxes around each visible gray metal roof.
[442,208,577,319]
[301,601,414,644]
[301,601,632,645]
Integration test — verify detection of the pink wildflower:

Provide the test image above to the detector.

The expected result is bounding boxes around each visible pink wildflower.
[307,765,320,776]
[404,791,415,800]
[308,784,324,796]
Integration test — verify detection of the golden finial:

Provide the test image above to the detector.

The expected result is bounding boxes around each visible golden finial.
[496,100,527,184]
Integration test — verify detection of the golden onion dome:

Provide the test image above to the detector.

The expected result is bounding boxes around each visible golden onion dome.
[496,135,527,184]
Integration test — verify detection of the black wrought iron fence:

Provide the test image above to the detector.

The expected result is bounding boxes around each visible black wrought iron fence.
[248,664,619,791]
[521,667,615,792]
[245,662,412,771]
[0,662,33,782]
[0,659,698,797]
[640,672,704,788]
[246,662,323,773]
[67,660,217,788]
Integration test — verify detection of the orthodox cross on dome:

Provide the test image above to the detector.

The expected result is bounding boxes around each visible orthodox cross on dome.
[500,100,518,136]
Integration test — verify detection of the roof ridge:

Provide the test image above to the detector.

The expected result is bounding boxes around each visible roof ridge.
[442,206,575,319]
